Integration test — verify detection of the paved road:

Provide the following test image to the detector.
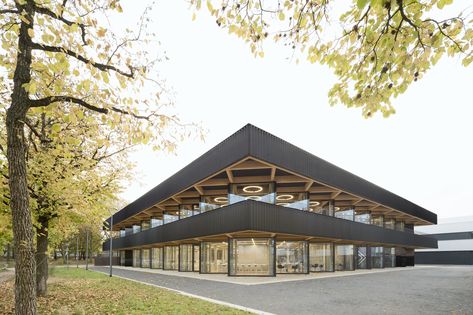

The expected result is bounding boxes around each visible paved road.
[91,266,473,315]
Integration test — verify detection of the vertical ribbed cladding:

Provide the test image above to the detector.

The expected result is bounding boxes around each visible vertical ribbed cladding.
[247,125,437,225]
[108,125,253,226]
[104,200,437,251]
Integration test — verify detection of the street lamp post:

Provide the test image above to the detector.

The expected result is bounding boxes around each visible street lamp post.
[109,213,113,277]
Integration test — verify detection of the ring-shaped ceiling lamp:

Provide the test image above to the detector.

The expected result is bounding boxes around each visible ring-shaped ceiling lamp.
[214,196,228,203]
[334,206,341,211]
[309,201,320,206]
[276,194,294,201]
[242,185,263,193]
[245,195,262,201]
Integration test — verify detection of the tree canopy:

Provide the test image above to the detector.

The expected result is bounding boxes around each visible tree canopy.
[192,0,473,117]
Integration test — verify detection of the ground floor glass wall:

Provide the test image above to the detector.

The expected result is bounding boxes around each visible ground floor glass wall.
[133,249,141,267]
[309,243,334,272]
[371,246,384,268]
[151,248,163,269]
[384,247,396,267]
[179,244,193,271]
[193,245,200,272]
[229,238,274,276]
[141,249,150,268]
[356,246,368,269]
[164,246,179,270]
[201,242,228,273]
[276,241,308,273]
[335,245,354,271]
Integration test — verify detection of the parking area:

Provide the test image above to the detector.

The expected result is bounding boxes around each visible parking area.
[91,265,473,315]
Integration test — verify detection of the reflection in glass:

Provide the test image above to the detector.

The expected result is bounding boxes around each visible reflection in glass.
[120,250,125,265]
[201,242,228,273]
[163,210,179,224]
[335,207,355,221]
[164,246,179,270]
[132,224,141,234]
[180,205,200,219]
[276,192,309,211]
[179,244,193,271]
[309,243,333,272]
[151,248,163,269]
[200,196,228,212]
[395,221,405,231]
[229,183,275,205]
[335,245,354,271]
[384,218,396,230]
[371,215,384,227]
[119,229,126,238]
[355,211,371,224]
[133,249,141,267]
[193,245,200,272]
[141,249,150,268]
[356,246,368,269]
[151,217,163,228]
[384,247,396,267]
[371,246,384,268]
[229,238,274,276]
[309,201,333,216]
[276,241,308,273]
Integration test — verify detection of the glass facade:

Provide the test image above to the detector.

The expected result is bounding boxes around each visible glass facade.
[371,246,384,268]
[164,246,179,270]
[133,249,141,267]
[335,245,354,271]
[163,210,179,224]
[276,241,308,273]
[384,218,396,230]
[141,249,150,268]
[356,246,368,269]
[179,205,199,219]
[309,243,333,272]
[141,220,150,231]
[120,250,125,265]
[179,244,194,271]
[276,192,309,211]
[395,221,405,231]
[355,211,371,224]
[229,183,275,205]
[193,245,200,272]
[309,201,331,215]
[384,247,396,267]
[335,207,355,221]
[229,238,274,276]
[201,242,228,273]
[150,217,163,228]
[151,247,163,269]
[132,224,141,234]
[200,196,227,212]
[371,215,384,227]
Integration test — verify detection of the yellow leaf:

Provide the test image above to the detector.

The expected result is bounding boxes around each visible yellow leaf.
[73,69,80,76]
[27,28,34,38]
[97,28,106,37]
[278,12,285,21]
[258,51,265,58]
[29,82,37,94]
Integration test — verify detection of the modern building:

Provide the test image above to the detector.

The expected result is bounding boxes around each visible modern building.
[103,124,437,276]
[415,216,473,265]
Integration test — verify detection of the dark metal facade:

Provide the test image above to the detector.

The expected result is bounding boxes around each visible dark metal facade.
[107,124,437,226]
[416,251,473,265]
[103,200,437,251]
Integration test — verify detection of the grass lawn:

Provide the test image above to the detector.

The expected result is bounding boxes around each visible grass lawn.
[0,268,249,315]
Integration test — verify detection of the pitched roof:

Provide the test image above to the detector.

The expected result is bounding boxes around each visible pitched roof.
[108,124,436,225]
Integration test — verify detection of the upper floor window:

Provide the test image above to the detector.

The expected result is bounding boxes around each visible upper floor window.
[229,183,275,205]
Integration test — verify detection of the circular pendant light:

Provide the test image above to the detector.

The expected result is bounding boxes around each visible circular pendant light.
[276,194,294,201]
[214,196,228,203]
[309,201,320,206]
[242,185,263,193]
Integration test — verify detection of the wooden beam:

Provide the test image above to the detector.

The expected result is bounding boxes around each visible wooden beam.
[194,185,204,195]
[231,160,272,170]
[304,180,313,191]
[270,167,276,181]
[226,169,234,183]
[171,196,181,204]
[330,191,342,199]
[309,186,338,193]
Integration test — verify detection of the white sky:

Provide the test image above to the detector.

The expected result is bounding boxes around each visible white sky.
[117,1,473,221]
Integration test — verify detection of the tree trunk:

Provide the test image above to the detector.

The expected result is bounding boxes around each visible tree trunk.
[7,1,36,314]
[35,216,48,297]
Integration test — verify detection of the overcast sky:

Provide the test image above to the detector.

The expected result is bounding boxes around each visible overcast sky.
[118,1,473,221]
